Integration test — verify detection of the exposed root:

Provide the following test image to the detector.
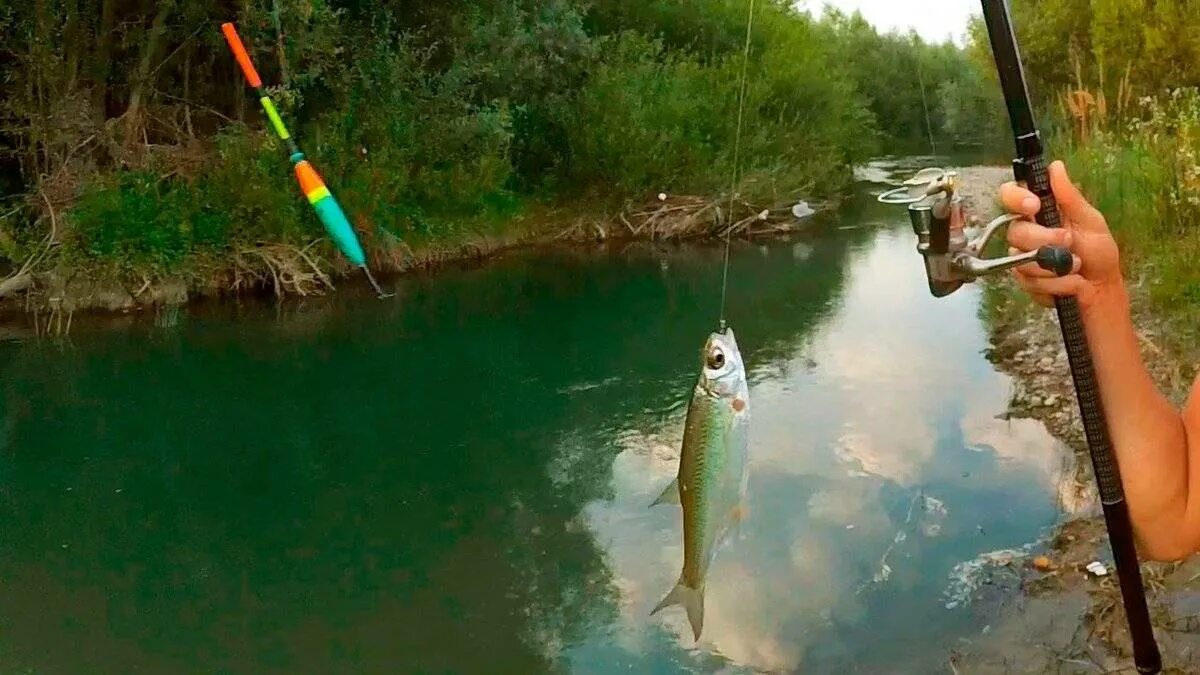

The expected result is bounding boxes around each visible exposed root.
[233,243,333,298]
[31,304,73,338]
[556,194,813,242]
[2,191,817,317]
[0,272,33,299]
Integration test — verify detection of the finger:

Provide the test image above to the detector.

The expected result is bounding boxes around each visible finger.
[1012,271,1056,307]
[1007,220,1071,252]
[1049,161,1107,233]
[1017,273,1091,299]
[1012,250,1083,278]
[1000,182,1042,217]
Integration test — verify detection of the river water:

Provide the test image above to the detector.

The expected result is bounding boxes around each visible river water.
[0,160,1070,673]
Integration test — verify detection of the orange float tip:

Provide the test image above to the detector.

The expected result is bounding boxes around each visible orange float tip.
[221,23,263,89]
[294,161,327,196]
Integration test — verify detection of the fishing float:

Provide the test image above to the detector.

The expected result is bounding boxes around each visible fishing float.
[220,22,391,298]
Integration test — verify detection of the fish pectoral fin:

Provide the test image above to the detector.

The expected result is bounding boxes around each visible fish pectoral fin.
[724,504,748,546]
[731,504,747,522]
[650,578,706,641]
[650,478,681,507]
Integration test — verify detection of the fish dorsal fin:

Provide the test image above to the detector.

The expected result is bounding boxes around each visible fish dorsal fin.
[650,478,681,507]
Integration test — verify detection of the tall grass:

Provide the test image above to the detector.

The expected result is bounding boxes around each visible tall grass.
[1057,88,1200,334]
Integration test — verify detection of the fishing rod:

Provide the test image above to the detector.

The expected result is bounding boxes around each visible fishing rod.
[220,22,392,299]
[981,1,1162,670]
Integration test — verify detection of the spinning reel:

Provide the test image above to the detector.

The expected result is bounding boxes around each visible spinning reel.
[878,168,1073,298]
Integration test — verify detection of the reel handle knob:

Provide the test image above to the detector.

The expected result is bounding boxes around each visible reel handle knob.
[1036,246,1073,277]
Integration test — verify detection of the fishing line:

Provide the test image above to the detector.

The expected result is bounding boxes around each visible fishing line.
[718,0,756,333]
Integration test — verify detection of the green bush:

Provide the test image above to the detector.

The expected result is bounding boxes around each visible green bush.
[312,36,519,240]
[562,34,737,195]
[204,127,309,244]
[70,172,232,270]
[562,27,875,201]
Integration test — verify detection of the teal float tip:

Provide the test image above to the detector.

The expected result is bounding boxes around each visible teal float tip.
[312,196,367,268]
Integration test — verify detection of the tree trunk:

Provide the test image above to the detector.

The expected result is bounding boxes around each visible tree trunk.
[271,0,290,88]
[125,0,177,127]
[234,0,251,122]
[63,0,80,91]
[92,0,118,122]
[183,43,195,139]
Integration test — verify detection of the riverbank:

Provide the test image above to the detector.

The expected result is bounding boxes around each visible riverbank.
[6,1,1002,334]
[950,172,1200,673]
[0,193,819,326]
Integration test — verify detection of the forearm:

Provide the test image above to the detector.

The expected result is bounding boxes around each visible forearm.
[1080,283,1194,559]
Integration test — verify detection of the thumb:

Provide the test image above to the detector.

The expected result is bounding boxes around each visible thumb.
[1048,161,1106,232]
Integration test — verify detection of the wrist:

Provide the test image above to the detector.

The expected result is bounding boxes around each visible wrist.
[1082,277,1131,326]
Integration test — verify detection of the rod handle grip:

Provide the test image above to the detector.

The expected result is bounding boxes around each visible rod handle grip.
[221,22,263,89]
[1015,156,1063,230]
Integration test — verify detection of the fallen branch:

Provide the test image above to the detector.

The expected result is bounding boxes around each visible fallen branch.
[0,273,32,299]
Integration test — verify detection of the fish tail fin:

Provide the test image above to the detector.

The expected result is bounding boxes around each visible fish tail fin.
[650,578,705,641]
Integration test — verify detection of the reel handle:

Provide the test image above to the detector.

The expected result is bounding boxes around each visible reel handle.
[1036,246,1073,277]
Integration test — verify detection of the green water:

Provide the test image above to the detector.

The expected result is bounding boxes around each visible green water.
[0,161,1068,674]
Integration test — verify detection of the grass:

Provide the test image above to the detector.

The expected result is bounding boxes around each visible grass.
[1054,89,1200,352]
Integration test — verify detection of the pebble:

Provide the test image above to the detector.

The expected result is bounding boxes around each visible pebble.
[1043,394,1059,407]
[1028,396,1042,407]
[1032,555,1057,572]
[1038,356,1053,368]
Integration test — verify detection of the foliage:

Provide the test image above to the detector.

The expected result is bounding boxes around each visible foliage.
[0,0,987,276]
[69,172,232,271]
[1058,90,1200,323]
[967,0,1200,108]
[965,3,1200,341]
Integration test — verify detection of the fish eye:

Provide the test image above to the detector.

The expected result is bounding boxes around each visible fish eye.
[706,349,726,370]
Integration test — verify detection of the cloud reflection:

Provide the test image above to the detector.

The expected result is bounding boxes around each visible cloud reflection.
[569,226,1070,673]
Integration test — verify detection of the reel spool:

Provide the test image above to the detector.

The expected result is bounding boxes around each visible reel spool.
[877,168,958,205]
[878,167,1072,298]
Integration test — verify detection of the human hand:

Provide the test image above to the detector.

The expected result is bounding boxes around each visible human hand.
[1000,161,1125,313]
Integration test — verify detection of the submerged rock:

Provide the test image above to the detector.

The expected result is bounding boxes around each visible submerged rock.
[149,279,189,306]
[62,277,134,312]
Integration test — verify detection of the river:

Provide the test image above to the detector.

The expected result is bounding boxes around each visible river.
[0,159,1071,673]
